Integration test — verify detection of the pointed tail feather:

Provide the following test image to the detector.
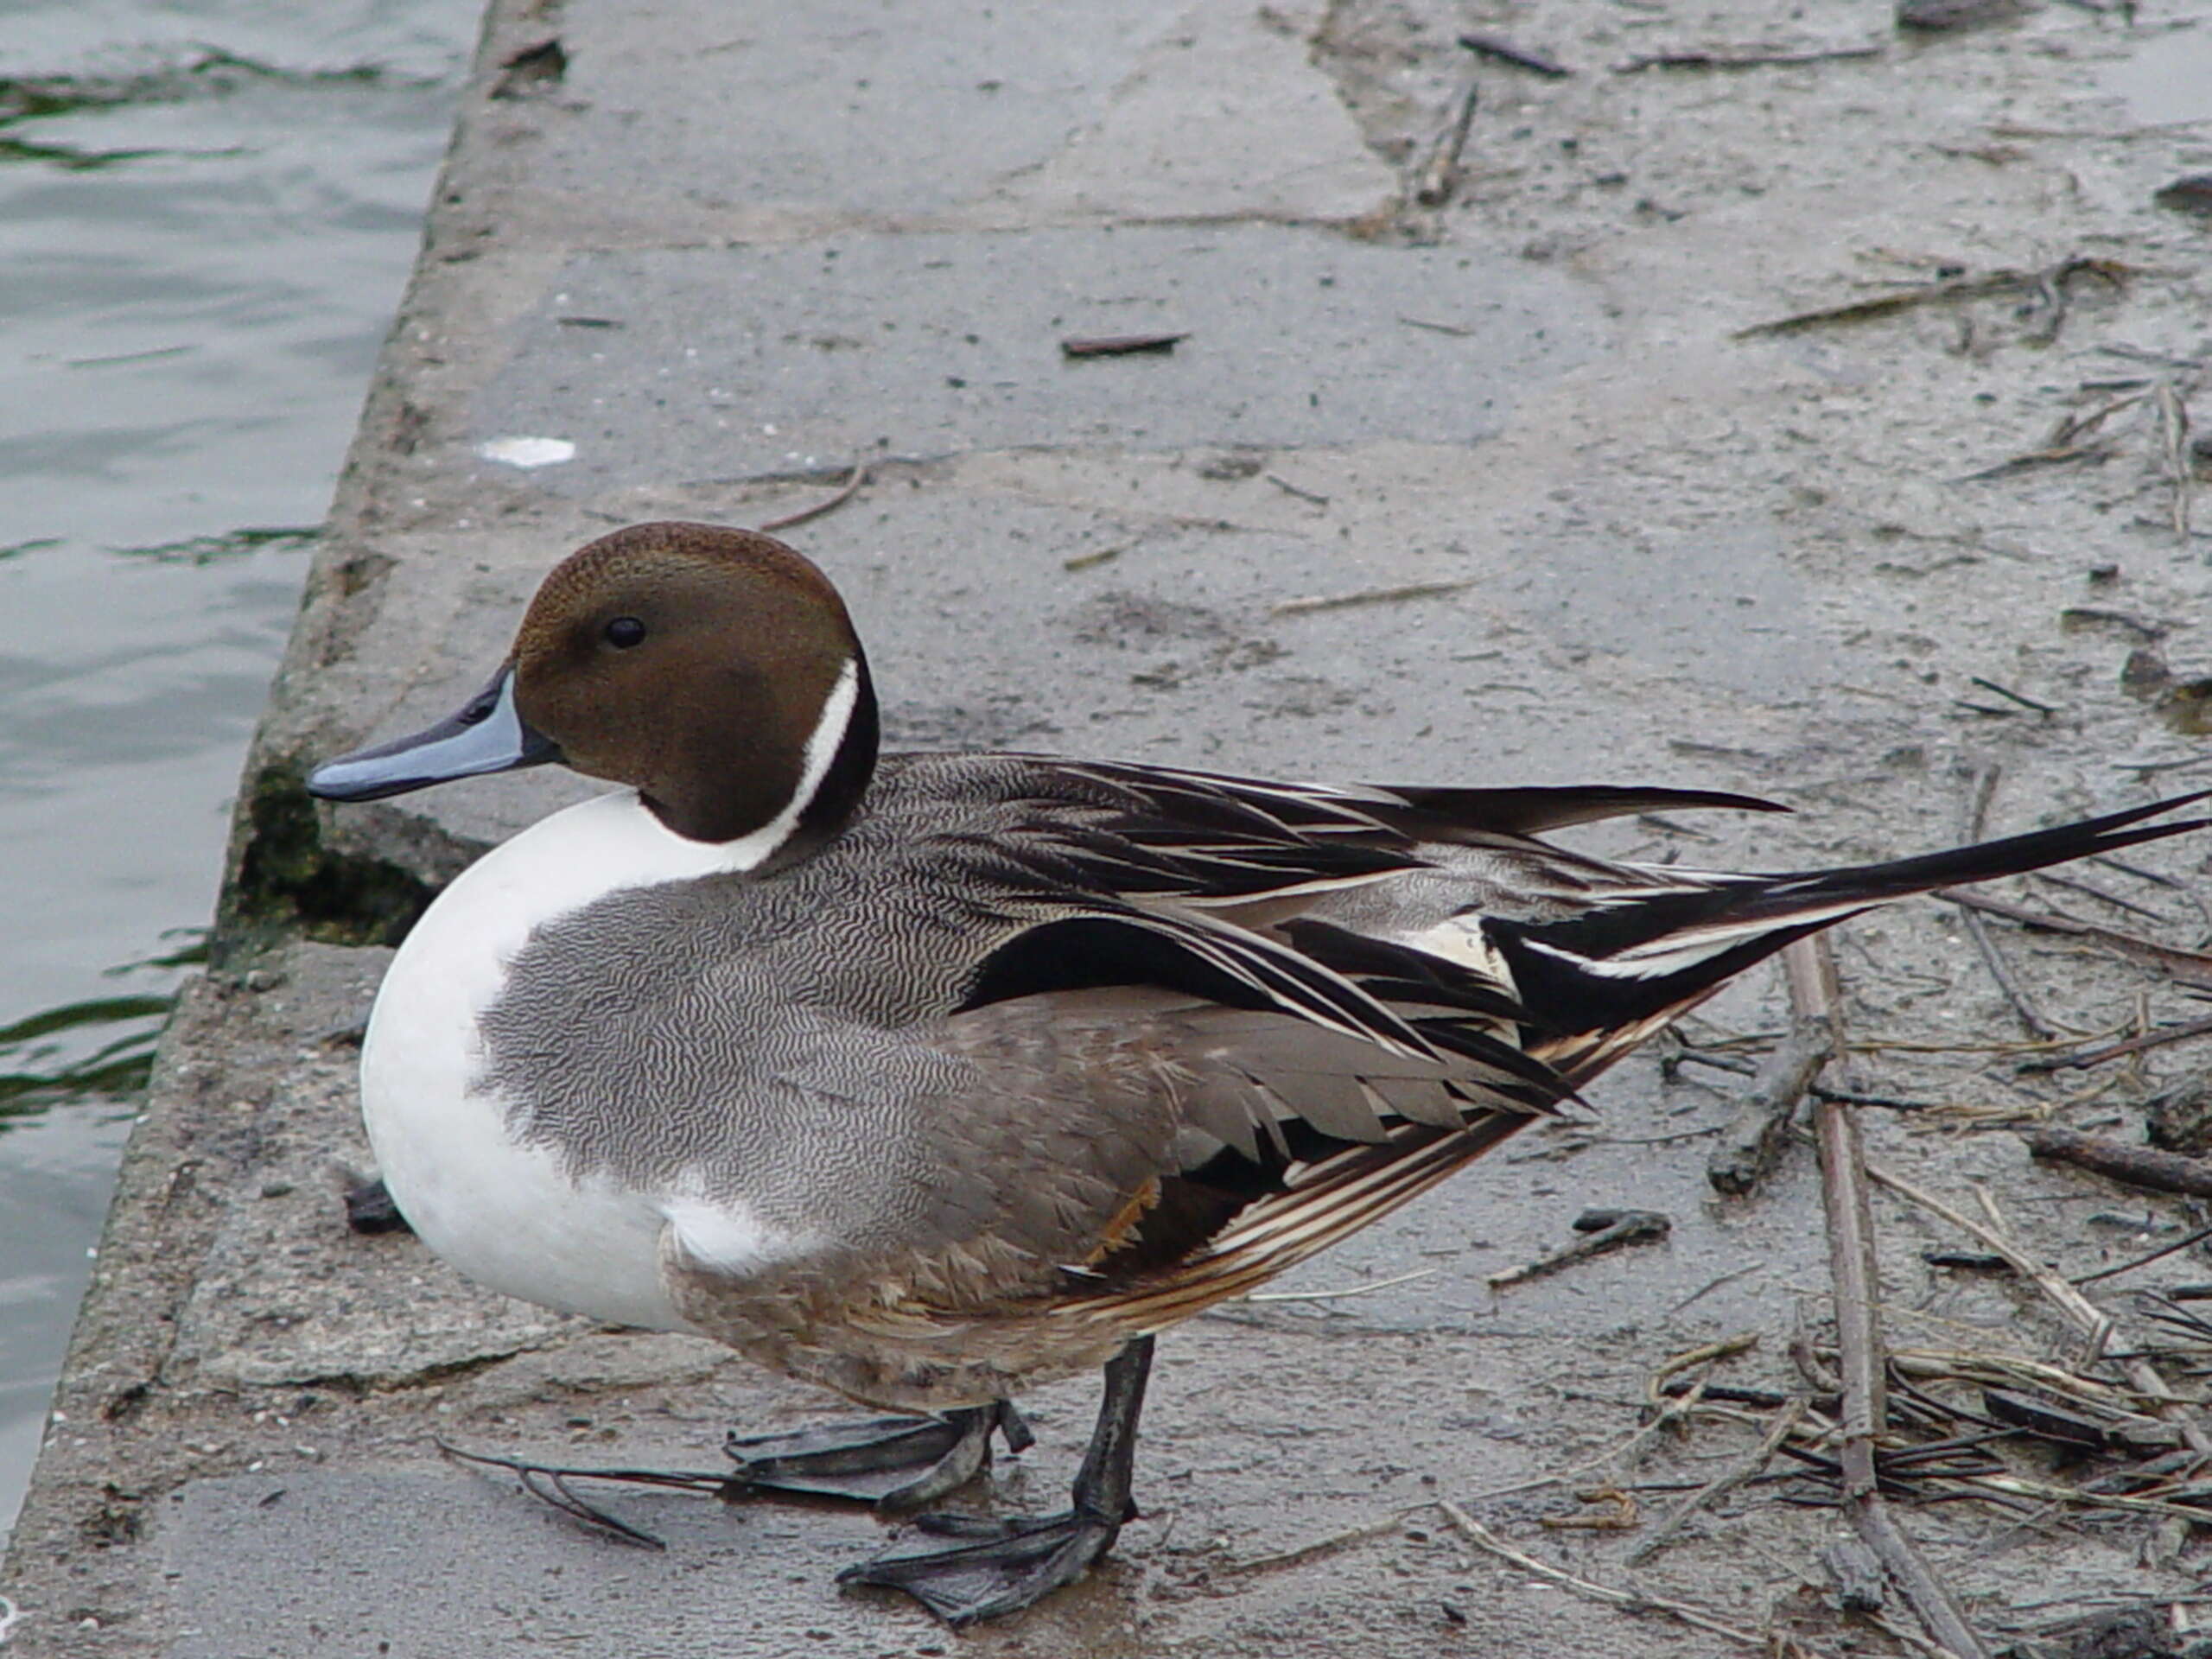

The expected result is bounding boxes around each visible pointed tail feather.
[1758,789,2210,912]
[1491,791,2212,1073]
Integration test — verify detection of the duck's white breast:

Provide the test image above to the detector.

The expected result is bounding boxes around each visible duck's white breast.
[360,789,769,1331]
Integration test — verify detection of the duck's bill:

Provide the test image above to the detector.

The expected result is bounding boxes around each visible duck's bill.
[306,665,562,803]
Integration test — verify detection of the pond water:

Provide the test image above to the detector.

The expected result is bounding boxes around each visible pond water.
[0,0,481,1543]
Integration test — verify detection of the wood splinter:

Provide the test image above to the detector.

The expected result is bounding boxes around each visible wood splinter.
[1059,333,1187,359]
[2024,1126,2212,1201]
[1707,944,1838,1195]
[1487,1209,1669,1288]
[1457,31,1573,78]
[1411,74,1482,207]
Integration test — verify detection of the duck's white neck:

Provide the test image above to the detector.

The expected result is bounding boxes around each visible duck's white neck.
[703,656,862,873]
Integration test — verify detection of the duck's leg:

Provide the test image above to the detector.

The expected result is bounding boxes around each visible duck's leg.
[725,1399,1032,1510]
[838,1337,1154,1627]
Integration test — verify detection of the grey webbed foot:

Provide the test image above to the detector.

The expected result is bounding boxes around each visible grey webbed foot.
[726,1400,1031,1510]
[840,1337,1154,1626]
[837,1506,1126,1625]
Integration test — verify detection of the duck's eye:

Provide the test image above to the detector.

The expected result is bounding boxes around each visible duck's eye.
[602,616,647,650]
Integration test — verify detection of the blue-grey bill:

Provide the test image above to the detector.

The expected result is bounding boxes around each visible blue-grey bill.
[305,666,560,802]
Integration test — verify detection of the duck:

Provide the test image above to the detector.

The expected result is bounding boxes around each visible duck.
[308,519,2205,1625]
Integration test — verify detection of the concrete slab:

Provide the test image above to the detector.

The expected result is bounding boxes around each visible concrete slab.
[544,0,1190,226]
[162,1473,914,1659]
[988,3,1395,224]
[518,0,1392,238]
[474,226,1602,490]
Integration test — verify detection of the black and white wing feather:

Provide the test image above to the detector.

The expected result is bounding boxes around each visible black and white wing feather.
[931,760,2207,1328]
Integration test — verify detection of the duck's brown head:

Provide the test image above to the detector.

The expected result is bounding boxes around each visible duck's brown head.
[308,522,879,867]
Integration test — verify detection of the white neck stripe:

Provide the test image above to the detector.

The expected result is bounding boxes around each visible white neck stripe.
[709,656,861,872]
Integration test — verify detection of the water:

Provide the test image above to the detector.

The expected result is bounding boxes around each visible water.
[0,0,481,1544]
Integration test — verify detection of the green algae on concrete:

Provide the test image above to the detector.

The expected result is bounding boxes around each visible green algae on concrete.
[216,765,437,963]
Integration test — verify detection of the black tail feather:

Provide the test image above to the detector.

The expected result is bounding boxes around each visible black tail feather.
[1763,791,2212,915]
[1490,791,2211,1045]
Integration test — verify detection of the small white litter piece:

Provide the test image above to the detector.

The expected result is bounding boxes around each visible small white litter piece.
[476,435,576,468]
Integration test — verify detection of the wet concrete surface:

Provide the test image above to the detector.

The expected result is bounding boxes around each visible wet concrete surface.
[7,0,2212,1653]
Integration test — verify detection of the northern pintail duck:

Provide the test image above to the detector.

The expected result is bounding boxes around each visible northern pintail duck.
[309,521,2205,1624]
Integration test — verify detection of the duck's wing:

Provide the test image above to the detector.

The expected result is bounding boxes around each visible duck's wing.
[932,759,1787,1095]
[1040,757,1785,865]
[936,770,2208,1331]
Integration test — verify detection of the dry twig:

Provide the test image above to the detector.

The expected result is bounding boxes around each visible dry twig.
[1489,1210,1669,1287]
[1625,1397,1808,1564]
[1936,890,2212,990]
[1457,33,1572,77]
[1966,677,2057,716]
[1263,473,1328,506]
[1538,1484,1637,1530]
[1397,315,1477,337]
[756,461,869,532]
[1059,333,1187,358]
[2075,1221,2212,1287]
[1439,1500,1769,1649]
[436,1438,726,1548]
[1270,579,1472,617]
[2030,869,2169,925]
[1411,73,1481,207]
[1867,1164,2212,1458]
[1247,1265,1438,1303]
[1464,1337,1754,1503]
[1219,1510,1419,1577]
[1736,256,2128,340]
[1952,766,2063,1040]
[1651,1333,1764,1398]
[2155,378,2194,542]
[1618,44,1882,73]
[2025,1128,2212,1201]
[1804,938,1994,1659]
[1961,390,2145,482]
